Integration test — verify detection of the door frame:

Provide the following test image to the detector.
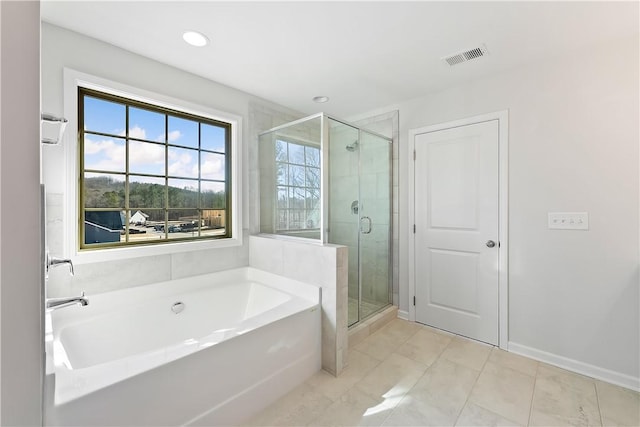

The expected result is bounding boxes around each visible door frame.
[408,110,509,349]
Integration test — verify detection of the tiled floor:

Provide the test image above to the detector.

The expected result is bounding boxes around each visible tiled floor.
[244,319,640,426]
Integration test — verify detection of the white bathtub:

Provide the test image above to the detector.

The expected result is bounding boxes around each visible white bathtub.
[44,267,321,426]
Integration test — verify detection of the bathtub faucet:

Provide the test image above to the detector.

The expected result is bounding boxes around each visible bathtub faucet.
[46,291,89,310]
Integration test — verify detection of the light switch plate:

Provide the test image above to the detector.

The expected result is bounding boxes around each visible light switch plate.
[548,212,589,230]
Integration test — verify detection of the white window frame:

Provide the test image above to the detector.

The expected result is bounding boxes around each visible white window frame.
[63,68,242,264]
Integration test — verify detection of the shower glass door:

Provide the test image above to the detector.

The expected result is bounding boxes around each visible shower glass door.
[327,119,392,327]
[328,121,361,326]
[358,130,392,322]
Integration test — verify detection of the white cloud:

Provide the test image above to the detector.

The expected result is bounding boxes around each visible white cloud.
[168,130,181,142]
[129,141,165,169]
[168,150,196,177]
[119,126,147,140]
[201,153,224,180]
[155,130,182,143]
[84,137,125,171]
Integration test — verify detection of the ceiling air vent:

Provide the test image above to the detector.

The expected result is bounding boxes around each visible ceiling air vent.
[443,45,489,66]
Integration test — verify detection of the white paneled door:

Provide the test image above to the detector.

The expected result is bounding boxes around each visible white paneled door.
[413,120,499,345]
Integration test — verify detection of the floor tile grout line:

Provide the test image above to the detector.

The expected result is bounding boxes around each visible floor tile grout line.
[378,350,440,427]
[350,324,426,427]
[526,363,540,427]
[451,343,493,426]
[252,319,640,427]
[594,380,604,427]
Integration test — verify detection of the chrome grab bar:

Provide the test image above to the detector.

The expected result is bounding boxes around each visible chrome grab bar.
[46,253,74,276]
[360,216,372,234]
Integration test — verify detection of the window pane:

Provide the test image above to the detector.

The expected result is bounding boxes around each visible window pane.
[84,96,125,136]
[305,166,320,189]
[276,163,288,185]
[168,178,198,208]
[290,187,305,209]
[147,213,168,240]
[84,210,124,245]
[129,175,165,209]
[289,165,305,187]
[288,143,305,164]
[306,189,320,209]
[84,173,125,208]
[202,209,226,236]
[277,210,288,230]
[275,140,287,162]
[305,146,320,167]
[129,107,165,142]
[168,116,198,148]
[125,210,165,244]
[277,186,288,208]
[306,189,320,229]
[167,209,199,240]
[168,146,199,179]
[201,181,225,209]
[79,88,233,249]
[201,152,225,180]
[129,141,165,175]
[290,209,304,229]
[201,124,226,152]
[84,136,125,172]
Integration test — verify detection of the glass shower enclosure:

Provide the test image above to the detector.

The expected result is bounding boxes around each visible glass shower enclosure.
[258,113,392,326]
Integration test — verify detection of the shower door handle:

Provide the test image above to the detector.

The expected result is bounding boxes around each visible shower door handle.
[360,216,372,234]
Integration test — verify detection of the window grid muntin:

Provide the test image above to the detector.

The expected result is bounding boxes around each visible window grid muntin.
[79,87,231,249]
[274,139,320,232]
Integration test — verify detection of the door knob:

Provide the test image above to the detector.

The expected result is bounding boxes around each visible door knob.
[486,240,496,248]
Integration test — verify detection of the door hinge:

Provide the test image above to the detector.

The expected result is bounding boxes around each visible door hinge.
[413,224,416,233]
[413,296,416,306]
[413,150,416,160]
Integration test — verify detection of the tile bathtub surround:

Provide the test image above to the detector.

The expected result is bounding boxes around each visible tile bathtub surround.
[249,235,349,376]
[45,229,250,298]
[244,319,640,427]
[44,191,250,298]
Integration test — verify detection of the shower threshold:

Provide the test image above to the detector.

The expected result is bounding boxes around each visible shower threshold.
[348,297,392,327]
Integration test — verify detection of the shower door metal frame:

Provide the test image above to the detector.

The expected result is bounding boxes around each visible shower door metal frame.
[259,113,325,241]
[352,127,394,324]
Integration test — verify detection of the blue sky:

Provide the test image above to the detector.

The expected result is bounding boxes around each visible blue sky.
[83,95,227,185]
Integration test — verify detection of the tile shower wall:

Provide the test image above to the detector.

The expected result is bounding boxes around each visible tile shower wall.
[249,235,348,376]
[352,111,400,308]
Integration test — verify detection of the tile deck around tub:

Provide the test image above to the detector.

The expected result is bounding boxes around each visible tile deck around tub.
[242,319,640,427]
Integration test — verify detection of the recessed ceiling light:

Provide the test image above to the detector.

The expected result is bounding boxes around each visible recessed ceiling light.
[182,31,209,47]
[313,96,329,103]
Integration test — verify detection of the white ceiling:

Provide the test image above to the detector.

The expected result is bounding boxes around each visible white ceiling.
[41,1,639,118]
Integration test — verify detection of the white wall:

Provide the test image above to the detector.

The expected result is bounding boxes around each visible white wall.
[41,23,301,297]
[385,35,639,386]
[0,2,43,424]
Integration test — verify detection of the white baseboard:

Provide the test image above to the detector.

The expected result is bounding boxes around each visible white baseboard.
[397,310,409,320]
[508,342,640,392]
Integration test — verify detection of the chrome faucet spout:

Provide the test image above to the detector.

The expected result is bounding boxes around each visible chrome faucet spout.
[46,291,89,310]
